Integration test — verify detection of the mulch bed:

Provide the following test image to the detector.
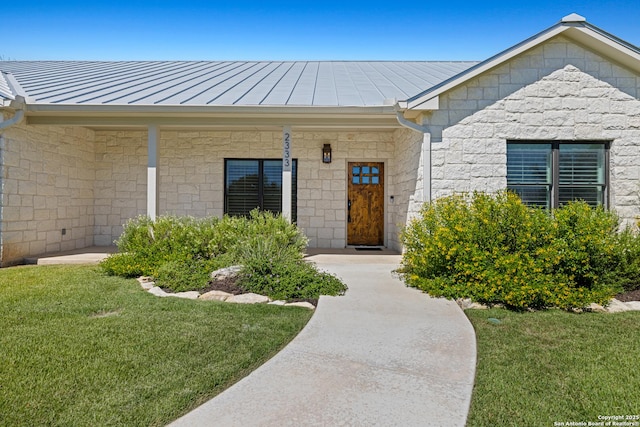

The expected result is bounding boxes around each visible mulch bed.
[616,288,640,302]
[200,276,247,295]
[164,274,640,305]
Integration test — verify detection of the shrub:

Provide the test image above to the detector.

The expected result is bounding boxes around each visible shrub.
[229,209,308,260]
[552,202,620,289]
[155,257,224,292]
[112,215,225,276]
[237,237,346,300]
[100,252,147,278]
[399,191,635,310]
[609,228,640,292]
[101,210,346,300]
[241,259,347,301]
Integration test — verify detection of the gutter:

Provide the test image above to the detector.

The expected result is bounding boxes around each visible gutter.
[394,109,429,133]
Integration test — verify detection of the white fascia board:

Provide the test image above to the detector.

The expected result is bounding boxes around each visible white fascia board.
[566,26,640,71]
[412,96,439,111]
[407,24,568,110]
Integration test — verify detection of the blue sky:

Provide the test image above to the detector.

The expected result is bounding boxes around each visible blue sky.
[4,0,639,61]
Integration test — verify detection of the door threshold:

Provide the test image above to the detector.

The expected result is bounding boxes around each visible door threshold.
[353,246,384,251]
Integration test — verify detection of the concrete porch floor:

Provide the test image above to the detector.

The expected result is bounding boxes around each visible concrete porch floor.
[23,246,401,266]
[24,246,118,265]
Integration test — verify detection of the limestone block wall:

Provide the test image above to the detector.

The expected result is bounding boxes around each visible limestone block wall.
[0,123,95,265]
[425,36,640,225]
[93,131,147,245]
[388,128,423,251]
[93,129,396,249]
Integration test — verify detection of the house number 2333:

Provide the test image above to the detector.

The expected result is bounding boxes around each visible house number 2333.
[283,129,292,171]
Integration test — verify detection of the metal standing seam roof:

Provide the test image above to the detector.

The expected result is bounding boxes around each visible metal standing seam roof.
[0,61,478,108]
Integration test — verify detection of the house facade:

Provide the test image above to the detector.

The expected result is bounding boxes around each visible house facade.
[1,14,639,266]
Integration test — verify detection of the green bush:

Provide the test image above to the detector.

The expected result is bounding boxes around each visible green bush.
[101,210,346,300]
[399,191,636,310]
[608,228,640,292]
[111,215,225,277]
[100,252,147,278]
[237,237,346,300]
[154,257,224,292]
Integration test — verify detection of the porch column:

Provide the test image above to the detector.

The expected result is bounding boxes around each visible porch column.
[282,126,292,221]
[422,132,432,203]
[147,124,159,220]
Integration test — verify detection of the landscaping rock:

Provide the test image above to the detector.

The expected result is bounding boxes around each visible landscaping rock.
[200,290,233,301]
[137,276,156,290]
[623,301,640,311]
[140,281,155,290]
[211,265,242,281]
[587,303,607,313]
[226,293,271,304]
[456,298,488,310]
[167,291,200,300]
[148,286,169,297]
[138,275,328,309]
[606,299,631,313]
[284,301,315,310]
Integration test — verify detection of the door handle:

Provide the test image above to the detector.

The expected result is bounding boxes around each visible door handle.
[348,199,352,223]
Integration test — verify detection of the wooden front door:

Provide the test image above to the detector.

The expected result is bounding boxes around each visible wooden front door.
[347,162,384,246]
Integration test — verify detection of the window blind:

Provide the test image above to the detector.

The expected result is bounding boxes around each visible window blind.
[507,142,607,209]
[506,143,551,208]
[224,159,297,221]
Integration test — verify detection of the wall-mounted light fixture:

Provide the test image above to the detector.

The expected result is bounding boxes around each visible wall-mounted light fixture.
[322,144,332,163]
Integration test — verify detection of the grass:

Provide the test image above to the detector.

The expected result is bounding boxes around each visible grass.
[0,265,313,426]
[466,308,640,426]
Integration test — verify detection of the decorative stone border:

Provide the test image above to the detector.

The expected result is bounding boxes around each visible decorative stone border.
[456,298,640,313]
[136,277,315,309]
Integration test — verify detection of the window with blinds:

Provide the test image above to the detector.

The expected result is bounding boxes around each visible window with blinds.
[224,159,297,221]
[507,142,608,209]
[506,143,551,208]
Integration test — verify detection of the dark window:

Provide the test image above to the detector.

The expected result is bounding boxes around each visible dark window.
[224,159,297,221]
[507,141,608,209]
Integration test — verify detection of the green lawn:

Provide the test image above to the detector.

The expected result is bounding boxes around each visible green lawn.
[466,308,640,426]
[0,265,312,426]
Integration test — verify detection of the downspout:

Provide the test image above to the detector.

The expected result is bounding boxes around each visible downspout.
[0,95,26,131]
[0,108,24,130]
[394,107,432,204]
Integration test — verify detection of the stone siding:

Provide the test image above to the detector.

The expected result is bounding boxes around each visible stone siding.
[93,129,396,249]
[426,36,640,225]
[389,128,423,250]
[1,123,95,265]
[93,131,147,245]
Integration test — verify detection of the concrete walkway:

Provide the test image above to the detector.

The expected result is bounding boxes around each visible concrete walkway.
[170,252,477,427]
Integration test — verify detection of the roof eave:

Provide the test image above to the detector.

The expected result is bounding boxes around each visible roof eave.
[24,104,403,129]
